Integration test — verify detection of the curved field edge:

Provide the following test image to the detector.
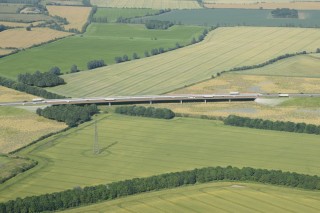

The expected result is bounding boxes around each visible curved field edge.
[48,27,320,97]
[1,113,320,201]
[63,181,320,213]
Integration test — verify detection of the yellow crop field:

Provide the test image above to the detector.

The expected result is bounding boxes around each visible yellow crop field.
[0,27,71,49]
[49,27,320,97]
[47,6,92,31]
[205,1,320,10]
[0,86,36,102]
[0,48,13,56]
[0,87,66,154]
[0,107,67,154]
[171,74,320,94]
[0,21,29,27]
[90,0,201,9]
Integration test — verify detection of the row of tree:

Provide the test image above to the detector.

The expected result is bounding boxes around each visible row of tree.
[115,105,175,119]
[87,59,106,70]
[0,77,65,99]
[145,20,173,30]
[36,104,99,127]
[230,51,307,72]
[1,165,319,212]
[17,70,65,87]
[0,157,37,184]
[224,115,320,135]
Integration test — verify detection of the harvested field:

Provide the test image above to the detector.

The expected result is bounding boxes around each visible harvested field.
[0,106,66,154]
[47,6,92,31]
[0,27,71,49]
[205,2,320,10]
[0,21,29,27]
[1,114,320,201]
[236,54,320,77]
[63,182,320,213]
[171,74,320,94]
[0,86,36,102]
[91,0,201,9]
[49,27,320,97]
[156,101,320,125]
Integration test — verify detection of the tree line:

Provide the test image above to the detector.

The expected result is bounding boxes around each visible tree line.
[224,115,320,135]
[87,59,106,70]
[17,69,65,87]
[0,157,37,185]
[1,165,319,213]
[0,77,65,99]
[229,51,307,72]
[36,104,99,127]
[115,105,175,119]
[145,20,173,30]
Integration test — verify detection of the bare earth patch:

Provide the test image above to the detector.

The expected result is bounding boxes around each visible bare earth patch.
[0,27,71,49]
[47,6,92,31]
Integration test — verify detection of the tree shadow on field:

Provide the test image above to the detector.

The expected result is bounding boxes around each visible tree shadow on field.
[100,141,118,154]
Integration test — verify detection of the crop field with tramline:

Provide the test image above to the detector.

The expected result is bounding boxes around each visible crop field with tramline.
[0,113,320,202]
[63,182,320,213]
[48,27,320,97]
[90,0,201,9]
[47,6,92,31]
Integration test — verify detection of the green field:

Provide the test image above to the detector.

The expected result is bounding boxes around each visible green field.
[93,8,159,23]
[63,182,320,213]
[0,13,51,23]
[1,113,320,202]
[0,4,23,14]
[138,8,320,27]
[0,23,204,79]
[0,155,34,183]
[48,27,320,97]
[280,97,320,108]
[236,54,320,77]
[90,0,201,9]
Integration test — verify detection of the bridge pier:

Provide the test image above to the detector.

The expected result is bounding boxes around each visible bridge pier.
[204,99,207,104]
[150,101,152,105]
[229,99,231,102]
[180,100,183,104]
[108,102,111,106]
